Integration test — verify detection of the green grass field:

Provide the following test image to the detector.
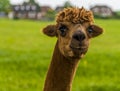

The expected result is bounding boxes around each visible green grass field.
[0,18,120,91]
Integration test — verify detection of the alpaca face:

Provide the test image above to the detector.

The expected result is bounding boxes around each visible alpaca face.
[57,22,89,58]
[57,22,103,58]
[42,7,103,59]
[43,22,103,59]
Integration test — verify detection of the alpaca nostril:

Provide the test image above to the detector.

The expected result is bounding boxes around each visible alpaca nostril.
[72,31,86,41]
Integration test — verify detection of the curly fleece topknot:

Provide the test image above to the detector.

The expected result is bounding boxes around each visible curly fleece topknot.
[56,7,94,24]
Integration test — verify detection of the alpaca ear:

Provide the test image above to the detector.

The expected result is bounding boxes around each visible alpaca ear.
[88,25,103,38]
[42,25,57,37]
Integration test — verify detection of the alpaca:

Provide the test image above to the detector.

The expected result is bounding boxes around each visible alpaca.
[42,7,103,91]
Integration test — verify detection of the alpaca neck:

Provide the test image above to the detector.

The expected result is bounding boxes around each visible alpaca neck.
[43,41,80,91]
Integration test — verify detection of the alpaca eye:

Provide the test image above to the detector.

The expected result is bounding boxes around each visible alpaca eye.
[58,25,67,36]
[87,27,93,34]
[88,29,93,33]
[59,25,67,32]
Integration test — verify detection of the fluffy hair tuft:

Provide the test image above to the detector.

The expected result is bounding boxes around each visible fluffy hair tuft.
[56,7,94,24]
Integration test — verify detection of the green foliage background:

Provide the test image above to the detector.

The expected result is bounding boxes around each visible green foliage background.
[0,18,120,91]
[0,0,10,13]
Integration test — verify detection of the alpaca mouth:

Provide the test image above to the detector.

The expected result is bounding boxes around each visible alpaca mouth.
[69,44,88,58]
[70,45,87,50]
[69,39,89,56]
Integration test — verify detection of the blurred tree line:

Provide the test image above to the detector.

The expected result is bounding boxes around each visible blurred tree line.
[0,0,10,14]
[114,11,120,19]
[44,1,73,21]
[1,0,120,20]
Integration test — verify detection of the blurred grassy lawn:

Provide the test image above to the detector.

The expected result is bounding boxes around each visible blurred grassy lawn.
[0,18,120,91]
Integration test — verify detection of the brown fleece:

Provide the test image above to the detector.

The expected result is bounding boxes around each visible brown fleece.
[43,41,80,91]
[56,7,94,24]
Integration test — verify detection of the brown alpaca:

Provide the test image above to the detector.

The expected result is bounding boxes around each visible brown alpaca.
[42,7,103,91]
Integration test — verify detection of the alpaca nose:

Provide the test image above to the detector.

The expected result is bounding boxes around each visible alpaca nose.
[72,31,86,41]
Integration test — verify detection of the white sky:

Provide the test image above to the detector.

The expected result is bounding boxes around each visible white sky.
[10,0,120,11]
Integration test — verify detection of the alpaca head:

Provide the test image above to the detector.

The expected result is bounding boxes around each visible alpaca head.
[43,7,103,59]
